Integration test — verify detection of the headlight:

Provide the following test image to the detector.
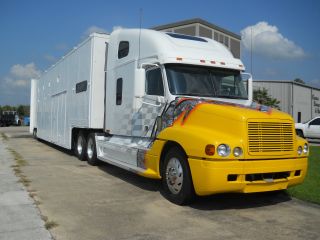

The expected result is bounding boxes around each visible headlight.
[297,146,302,155]
[217,144,231,157]
[233,147,243,157]
[303,143,308,154]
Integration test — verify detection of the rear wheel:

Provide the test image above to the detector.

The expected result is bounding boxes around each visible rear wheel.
[74,131,87,161]
[32,128,37,139]
[86,133,99,166]
[161,147,195,205]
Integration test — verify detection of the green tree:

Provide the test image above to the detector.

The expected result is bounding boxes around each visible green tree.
[253,88,280,109]
[1,105,16,111]
[294,78,305,84]
[17,105,30,117]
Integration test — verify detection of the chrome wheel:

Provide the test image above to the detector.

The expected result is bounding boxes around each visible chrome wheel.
[77,137,83,154]
[87,138,94,160]
[166,157,183,194]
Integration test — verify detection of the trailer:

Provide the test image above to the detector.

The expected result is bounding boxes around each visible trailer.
[31,29,308,204]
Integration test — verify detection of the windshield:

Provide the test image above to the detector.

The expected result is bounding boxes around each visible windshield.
[165,64,248,99]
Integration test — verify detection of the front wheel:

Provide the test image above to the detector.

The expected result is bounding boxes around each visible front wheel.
[86,133,99,166]
[161,147,195,205]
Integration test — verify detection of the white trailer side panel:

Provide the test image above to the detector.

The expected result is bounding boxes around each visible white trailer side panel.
[36,33,109,149]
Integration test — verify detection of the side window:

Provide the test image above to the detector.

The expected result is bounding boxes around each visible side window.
[116,78,123,105]
[118,41,129,59]
[309,118,320,126]
[145,68,164,96]
[76,80,87,93]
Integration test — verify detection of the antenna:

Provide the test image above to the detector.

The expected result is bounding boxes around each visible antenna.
[250,26,253,76]
[138,8,143,67]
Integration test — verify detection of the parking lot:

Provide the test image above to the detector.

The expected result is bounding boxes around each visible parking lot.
[1,126,320,240]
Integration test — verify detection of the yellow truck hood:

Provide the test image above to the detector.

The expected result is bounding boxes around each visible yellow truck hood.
[157,99,298,159]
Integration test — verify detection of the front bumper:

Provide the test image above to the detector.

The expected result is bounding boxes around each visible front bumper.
[188,157,308,196]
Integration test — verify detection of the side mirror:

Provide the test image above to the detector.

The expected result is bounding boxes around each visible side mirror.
[135,68,146,98]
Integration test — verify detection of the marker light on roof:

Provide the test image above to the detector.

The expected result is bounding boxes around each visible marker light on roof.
[210,61,216,64]
[176,57,183,61]
[200,60,206,63]
[220,62,226,65]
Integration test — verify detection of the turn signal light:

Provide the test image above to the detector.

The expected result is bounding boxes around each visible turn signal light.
[205,144,215,156]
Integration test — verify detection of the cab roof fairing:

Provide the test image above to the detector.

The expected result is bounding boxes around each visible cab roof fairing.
[112,29,245,71]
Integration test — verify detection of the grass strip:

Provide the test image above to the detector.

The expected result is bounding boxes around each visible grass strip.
[288,146,320,204]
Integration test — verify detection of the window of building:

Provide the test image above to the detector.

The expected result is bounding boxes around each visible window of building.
[76,80,87,93]
[174,26,196,36]
[167,33,207,42]
[224,35,229,47]
[116,78,123,105]
[199,26,212,38]
[230,38,240,59]
[118,41,129,59]
[218,33,224,43]
[214,32,218,41]
[145,68,164,96]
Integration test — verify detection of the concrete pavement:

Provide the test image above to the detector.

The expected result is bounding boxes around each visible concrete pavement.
[0,135,52,240]
[1,127,320,240]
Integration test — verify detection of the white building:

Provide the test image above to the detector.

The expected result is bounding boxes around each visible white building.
[153,19,319,123]
[253,80,320,123]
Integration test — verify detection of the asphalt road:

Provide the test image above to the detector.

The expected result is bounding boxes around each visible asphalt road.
[1,126,320,240]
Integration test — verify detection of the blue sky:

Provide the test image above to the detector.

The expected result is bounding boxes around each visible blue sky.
[0,0,319,105]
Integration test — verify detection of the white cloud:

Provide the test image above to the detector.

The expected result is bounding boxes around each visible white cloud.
[84,25,108,37]
[309,79,320,88]
[44,54,57,62]
[3,63,41,89]
[55,43,68,51]
[113,25,123,31]
[0,62,41,104]
[10,63,41,79]
[241,22,306,60]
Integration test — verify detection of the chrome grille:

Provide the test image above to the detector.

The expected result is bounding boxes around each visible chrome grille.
[248,122,294,153]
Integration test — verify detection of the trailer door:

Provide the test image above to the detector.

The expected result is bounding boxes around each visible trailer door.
[51,91,67,145]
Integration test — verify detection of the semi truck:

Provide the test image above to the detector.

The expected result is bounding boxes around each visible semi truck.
[0,110,20,127]
[30,29,308,205]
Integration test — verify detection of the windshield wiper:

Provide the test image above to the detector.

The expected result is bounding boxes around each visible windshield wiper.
[216,95,248,100]
[176,93,215,97]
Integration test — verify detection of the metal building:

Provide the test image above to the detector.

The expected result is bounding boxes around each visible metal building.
[253,80,320,123]
[153,19,320,123]
[153,18,241,59]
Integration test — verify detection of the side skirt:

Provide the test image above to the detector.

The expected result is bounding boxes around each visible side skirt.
[95,135,153,173]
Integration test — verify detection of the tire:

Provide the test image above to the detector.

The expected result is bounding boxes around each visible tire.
[296,129,304,138]
[161,147,195,205]
[74,131,87,161]
[86,133,99,166]
[32,128,37,139]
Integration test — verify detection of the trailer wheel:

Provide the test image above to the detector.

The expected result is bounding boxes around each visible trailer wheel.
[161,147,195,205]
[75,131,87,161]
[32,128,37,139]
[86,133,99,166]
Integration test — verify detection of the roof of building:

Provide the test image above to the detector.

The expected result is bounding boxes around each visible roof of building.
[152,18,241,40]
[253,79,320,91]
